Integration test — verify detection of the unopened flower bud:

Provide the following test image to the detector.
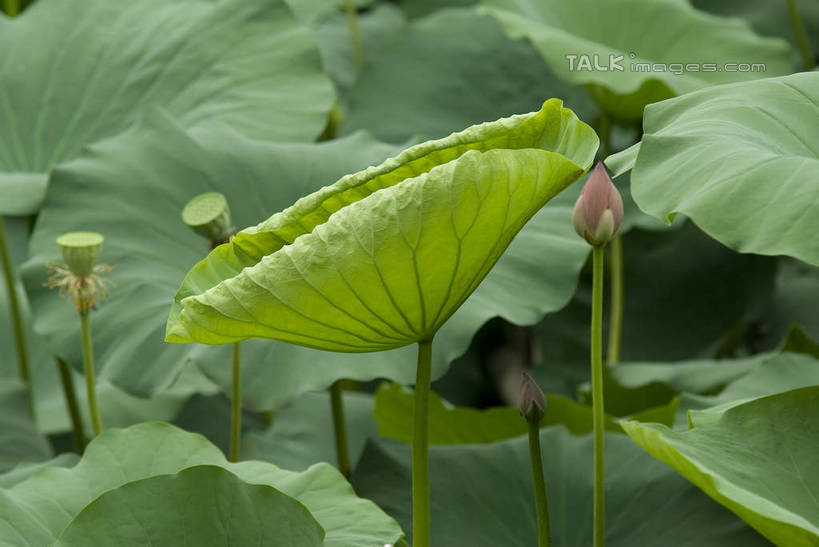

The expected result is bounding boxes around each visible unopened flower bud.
[182,192,233,245]
[519,372,546,423]
[572,162,623,247]
[57,232,104,278]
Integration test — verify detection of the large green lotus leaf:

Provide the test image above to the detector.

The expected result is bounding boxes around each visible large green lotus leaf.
[532,221,777,398]
[317,3,406,91]
[352,428,767,546]
[692,0,819,66]
[579,354,772,418]
[339,8,597,143]
[677,352,819,422]
[0,453,79,489]
[244,391,378,472]
[623,386,819,546]
[0,380,51,473]
[0,0,333,215]
[0,422,403,546]
[372,382,663,444]
[612,72,819,265]
[167,99,597,350]
[760,259,819,348]
[55,465,324,546]
[481,0,793,121]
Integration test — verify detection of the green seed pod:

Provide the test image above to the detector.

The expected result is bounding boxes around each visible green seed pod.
[57,232,104,278]
[181,192,233,244]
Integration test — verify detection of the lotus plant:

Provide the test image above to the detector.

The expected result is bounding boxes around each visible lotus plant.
[165,99,598,546]
[181,192,245,462]
[572,162,623,546]
[46,231,113,436]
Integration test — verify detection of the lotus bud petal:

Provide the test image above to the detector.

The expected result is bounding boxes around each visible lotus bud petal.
[572,162,623,246]
[182,192,233,244]
[519,372,547,423]
[57,232,104,278]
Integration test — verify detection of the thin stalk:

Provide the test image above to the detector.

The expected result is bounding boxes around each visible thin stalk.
[343,0,363,72]
[528,421,551,547]
[591,246,606,547]
[607,236,623,364]
[79,312,103,435]
[412,339,433,547]
[329,380,351,478]
[56,357,86,454]
[597,113,624,365]
[0,217,32,405]
[787,0,815,70]
[3,0,20,17]
[230,342,241,462]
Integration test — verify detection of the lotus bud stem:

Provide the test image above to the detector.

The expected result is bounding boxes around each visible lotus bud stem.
[520,372,551,547]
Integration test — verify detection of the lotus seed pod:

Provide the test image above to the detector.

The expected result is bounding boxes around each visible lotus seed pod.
[57,232,104,278]
[181,192,233,244]
[572,162,623,247]
[519,372,547,424]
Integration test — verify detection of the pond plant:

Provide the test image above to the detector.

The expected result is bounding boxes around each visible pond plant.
[0,0,818,545]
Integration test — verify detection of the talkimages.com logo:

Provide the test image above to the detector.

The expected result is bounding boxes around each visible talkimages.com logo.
[565,52,767,74]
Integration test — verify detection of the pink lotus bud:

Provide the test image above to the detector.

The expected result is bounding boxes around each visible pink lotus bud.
[572,162,623,246]
[519,372,546,423]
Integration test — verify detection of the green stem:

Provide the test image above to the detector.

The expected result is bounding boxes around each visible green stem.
[56,357,86,454]
[787,0,815,70]
[329,380,351,478]
[413,339,433,547]
[607,236,623,364]
[591,246,606,547]
[343,0,363,72]
[528,421,551,547]
[80,312,103,436]
[3,0,20,17]
[230,342,241,462]
[0,217,32,404]
[597,112,612,159]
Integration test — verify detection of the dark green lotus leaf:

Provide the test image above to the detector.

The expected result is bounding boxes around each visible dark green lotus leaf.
[244,391,378,472]
[623,386,819,546]
[316,4,406,91]
[692,0,819,66]
[372,382,651,443]
[55,465,324,547]
[533,221,777,399]
[352,428,768,546]
[0,0,333,215]
[759,259,819,348]
[781,326,819,360]
[481,0,793,121]
[0,422,403,546]
[167,99,597,351]
[607,72,819,265]
[0,453,79,489]
[677,352,819,421]
[0,380,51,473]
[340,8,597,143]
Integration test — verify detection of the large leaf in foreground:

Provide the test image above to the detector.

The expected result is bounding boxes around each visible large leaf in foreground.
[24,113,591,409]
[0,422,402,546]
[56,466,324,546]
[608,72,819,265]
[0,0,333,215]
[167,99,597,350]
[353,428,767,546]
[481,0,792,120]
[623,387,819,546]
